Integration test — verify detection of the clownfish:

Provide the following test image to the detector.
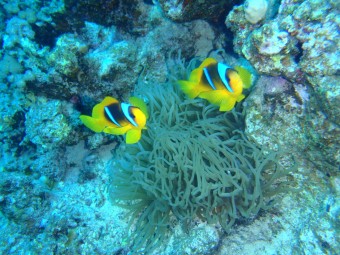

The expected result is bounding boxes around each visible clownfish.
[178,58,252,111]
[79,96,148,144]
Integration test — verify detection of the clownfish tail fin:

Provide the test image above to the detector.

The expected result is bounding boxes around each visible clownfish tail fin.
[80,115,105,132]
[234,66,252,89]
[177,80,200,99]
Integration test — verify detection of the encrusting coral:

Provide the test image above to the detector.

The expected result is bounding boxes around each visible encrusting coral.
[108,57,293,253]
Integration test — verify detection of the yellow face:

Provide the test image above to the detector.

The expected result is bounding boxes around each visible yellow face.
[131,108,147,129]
[227,70,243,95]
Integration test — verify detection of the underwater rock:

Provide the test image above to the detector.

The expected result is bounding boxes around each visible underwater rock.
[227,0,340,172]
[30,22,137,101]
[244,0,268,24]
[306,75,340,125]
[47,34,88,78]
[241,20,300,79]
[136,19,218,83]
[3,16,35,49]
[164,223,219,255]
[284,1,340,77]
[85,40,137,80]
[0,172,45,233]
[29,13,219,109]
[78,154,101,183]
[0,2,69,104]
[81,22,139,99]
[226,0,339,80]
[245,75,339,173]
[30,150,69,183]
[253,22,289,56]
[157,0,238,22]
[3,1,65,49]
[245,75,307,153]
[24,99,74,150]
[63,0,154,35]
[225,4,254,56]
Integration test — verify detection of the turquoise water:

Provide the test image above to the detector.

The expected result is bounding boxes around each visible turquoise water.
[0,0,338,254]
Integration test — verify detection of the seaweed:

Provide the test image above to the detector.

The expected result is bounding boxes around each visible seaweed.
[108,79,292,253]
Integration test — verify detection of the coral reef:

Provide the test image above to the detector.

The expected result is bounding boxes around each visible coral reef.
[0,0,339,254]
[244,75,339,174]
[245,75,308,152]
[47,34,88,78]
[226,0,340,79]
[157,0,239,22]
[24,99,78,150]
[63,0,152,35]
[226,0,340,171]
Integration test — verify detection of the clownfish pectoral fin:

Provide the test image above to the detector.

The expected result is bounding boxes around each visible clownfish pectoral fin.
[219,98,237,111]
[199,90,228,106]
[104,125,131,135]
[188,58,217,83]
[129,97,149,119]
[234,66,252,89]
[236,93,246,102]
[178,80,201,99]
[199,90,237,112]
[80,115,107,132]
[126,129,142,144]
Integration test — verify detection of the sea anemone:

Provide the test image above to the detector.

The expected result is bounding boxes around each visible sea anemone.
[108,57,292,253]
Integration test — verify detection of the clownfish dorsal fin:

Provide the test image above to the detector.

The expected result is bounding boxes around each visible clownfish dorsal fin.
[234,66,252,89]
[188,58,217,84]
[198,58,217,69]
[129,97,149,119]
[92,96,118,119]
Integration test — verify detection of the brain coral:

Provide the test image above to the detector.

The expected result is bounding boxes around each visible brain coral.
[108,60,292,253]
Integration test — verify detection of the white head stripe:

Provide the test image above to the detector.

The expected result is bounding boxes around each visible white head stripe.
[203,67,216,90]
[121,103,138,127]
[218,63,233,92]
[104,106,121,126]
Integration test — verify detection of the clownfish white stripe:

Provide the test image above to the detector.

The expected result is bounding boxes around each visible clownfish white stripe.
[105,106,121,126]
[203,67,216,90]
[218,63,233,92]
[121,103,138,127]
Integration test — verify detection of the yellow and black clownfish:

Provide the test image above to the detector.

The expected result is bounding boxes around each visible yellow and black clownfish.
[177,57,252,111]
[79,96,148,144]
